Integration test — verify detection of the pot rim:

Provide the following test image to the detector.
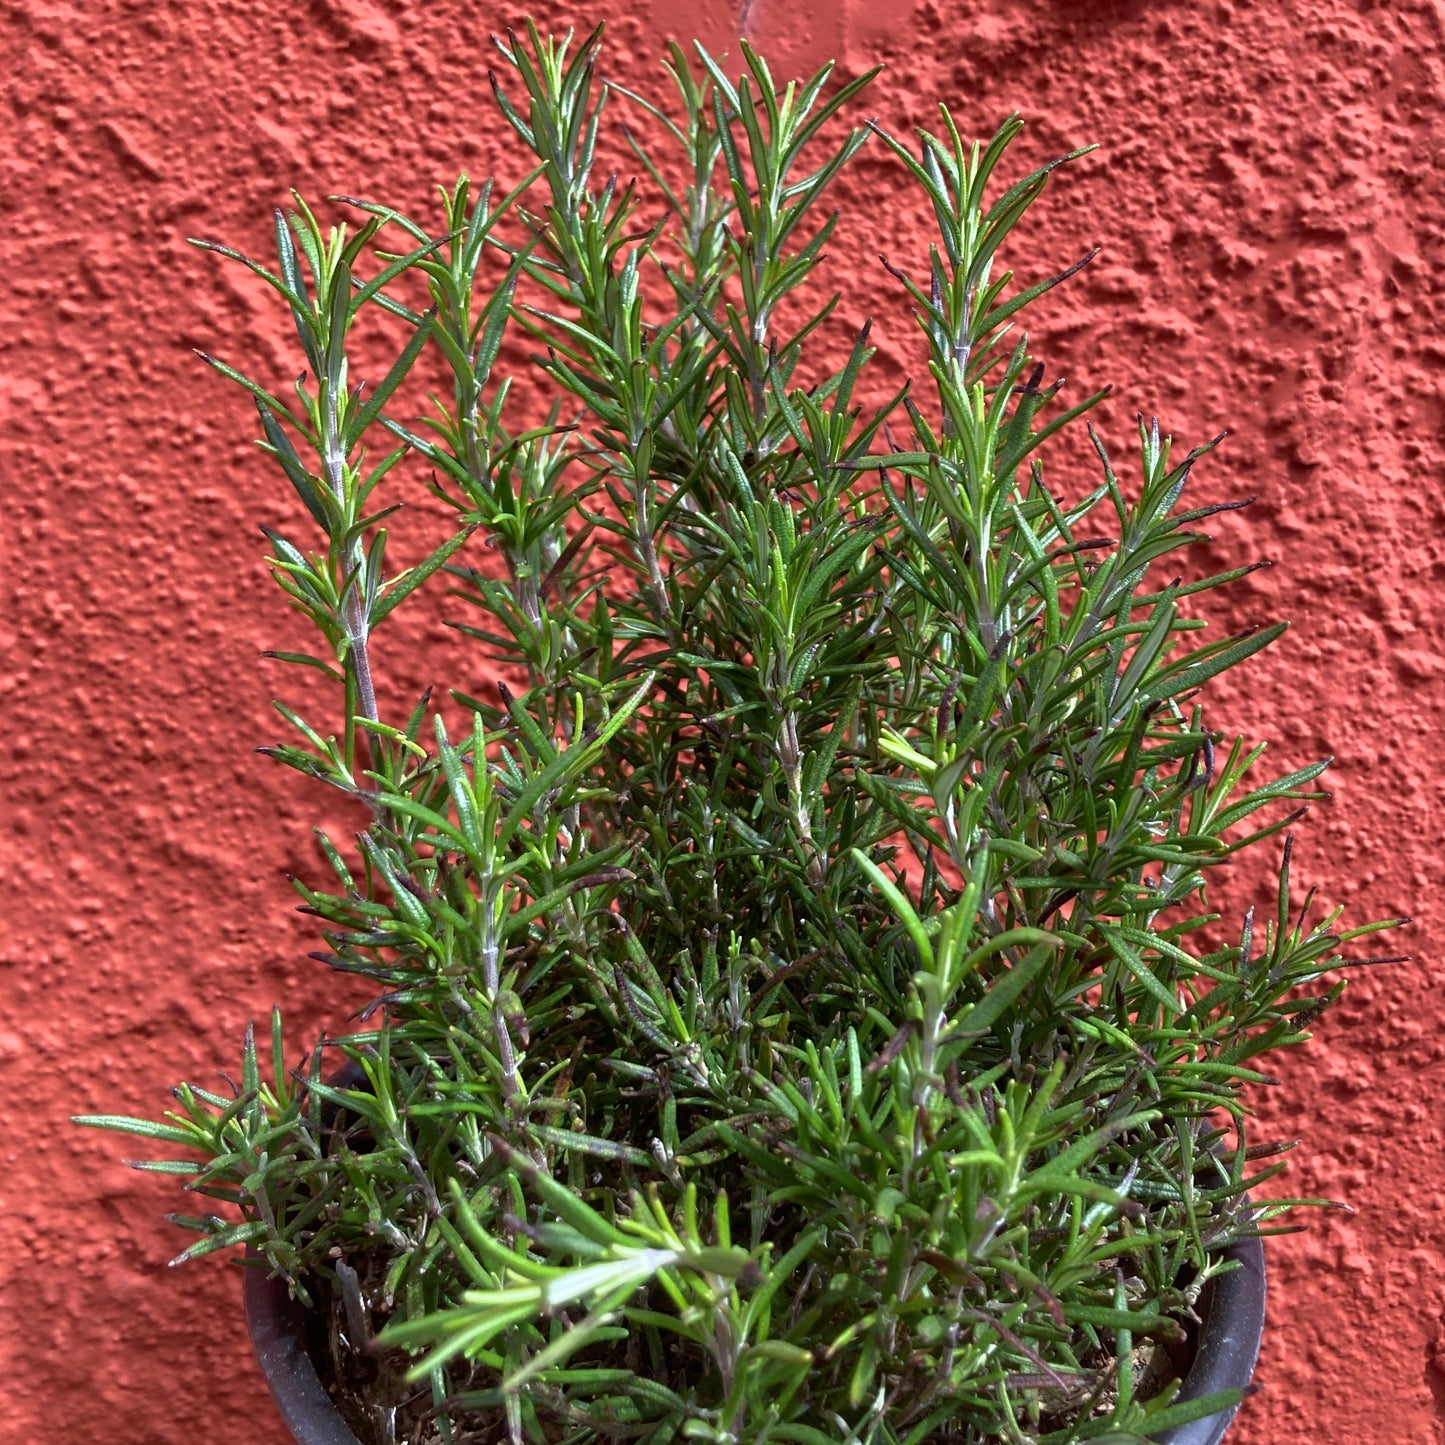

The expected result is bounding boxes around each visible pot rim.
[243,1258,366,1445]
[1153,1229,1267,1445]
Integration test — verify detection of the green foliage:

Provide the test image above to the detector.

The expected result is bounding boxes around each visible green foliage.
[77,22,1404,1445]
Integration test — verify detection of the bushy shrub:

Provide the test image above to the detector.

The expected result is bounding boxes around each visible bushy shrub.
[80,24,1401,1445]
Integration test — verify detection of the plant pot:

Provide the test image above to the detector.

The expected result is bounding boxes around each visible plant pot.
[1153,1230,1267,1445]
[244,1257,366,1445]
[243,1232,1265,1445]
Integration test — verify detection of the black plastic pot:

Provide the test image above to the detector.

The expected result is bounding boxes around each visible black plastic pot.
[244,1259,365,1445]
[244,1231,1265,1445]
[1154,1231,1267,1445]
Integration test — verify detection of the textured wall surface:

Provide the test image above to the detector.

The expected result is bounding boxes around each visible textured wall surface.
[2,0,1441,1441]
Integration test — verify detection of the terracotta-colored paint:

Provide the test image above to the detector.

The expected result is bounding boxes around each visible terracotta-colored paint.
[3,0,1440,1441]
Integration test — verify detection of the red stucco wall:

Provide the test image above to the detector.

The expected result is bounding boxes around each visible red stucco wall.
[3,1,1441,1441]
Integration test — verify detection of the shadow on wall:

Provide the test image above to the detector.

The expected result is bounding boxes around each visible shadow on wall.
[652,0,844,74]
[1046,0,1159,24]
[657,0,1168,83]
[1427,1327,1445,1419]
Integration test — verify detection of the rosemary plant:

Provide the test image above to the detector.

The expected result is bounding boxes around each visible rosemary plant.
[79,24,1403,1445]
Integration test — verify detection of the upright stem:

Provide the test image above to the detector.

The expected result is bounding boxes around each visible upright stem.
[779,711,825,888]
[321,393,379,730]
